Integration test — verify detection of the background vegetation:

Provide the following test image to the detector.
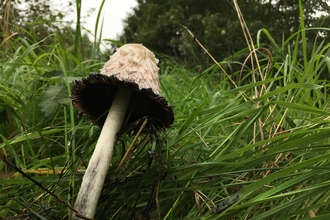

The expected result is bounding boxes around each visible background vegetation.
[119,0,330,68]
[1,0,330,219]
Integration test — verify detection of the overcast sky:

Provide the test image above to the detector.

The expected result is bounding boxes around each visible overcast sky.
[64,0,137,40]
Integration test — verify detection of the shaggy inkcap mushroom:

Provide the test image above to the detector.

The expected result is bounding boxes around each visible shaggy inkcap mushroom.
[72,43,174,131]
[71,44,174,219]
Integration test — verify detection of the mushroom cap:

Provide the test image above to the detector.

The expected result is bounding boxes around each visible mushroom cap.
[71,44,174,132]
[100,43,161,95]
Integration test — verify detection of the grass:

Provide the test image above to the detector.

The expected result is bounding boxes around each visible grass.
[1,0,330,219]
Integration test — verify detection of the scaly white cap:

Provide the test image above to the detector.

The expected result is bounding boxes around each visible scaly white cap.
[100,44,161,95]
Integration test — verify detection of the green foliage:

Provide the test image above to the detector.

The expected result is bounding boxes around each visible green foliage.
[0,0,99,62]
[39,84,71,117]
[1,0,330,219]
[119,0,330,68]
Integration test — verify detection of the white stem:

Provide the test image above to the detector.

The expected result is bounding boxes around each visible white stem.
[73,86,131,219]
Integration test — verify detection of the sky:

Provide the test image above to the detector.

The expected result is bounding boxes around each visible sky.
[63,0,138,40]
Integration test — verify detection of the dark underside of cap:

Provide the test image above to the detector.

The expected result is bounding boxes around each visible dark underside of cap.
[71,73,174,133]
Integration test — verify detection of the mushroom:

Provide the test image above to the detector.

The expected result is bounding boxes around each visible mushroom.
[71,44,174,219]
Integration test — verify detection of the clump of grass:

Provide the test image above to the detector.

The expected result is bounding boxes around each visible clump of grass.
[1,0,330,219]
[158,1,330,219]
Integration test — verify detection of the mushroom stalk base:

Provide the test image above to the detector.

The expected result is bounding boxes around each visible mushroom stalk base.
[73,86,131,219]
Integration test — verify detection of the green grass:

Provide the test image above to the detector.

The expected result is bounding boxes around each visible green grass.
[1,0,330,219]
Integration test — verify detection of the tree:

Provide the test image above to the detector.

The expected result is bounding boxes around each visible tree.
[0,0,95,61]
[1,0,64,48]
[119,0,330,68]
